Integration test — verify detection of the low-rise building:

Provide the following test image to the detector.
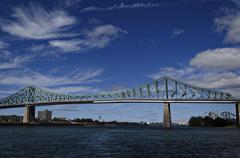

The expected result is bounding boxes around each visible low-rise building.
[0,115,23,123]
[37,110,52,121]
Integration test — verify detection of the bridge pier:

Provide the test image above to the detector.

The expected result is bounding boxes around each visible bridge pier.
[163,102,172,128]
[23,105,35,123]
[236,102,240,126]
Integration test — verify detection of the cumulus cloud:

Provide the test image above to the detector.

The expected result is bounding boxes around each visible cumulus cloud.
[151,68,240,89]
[149,47,240,97]
[169,28,184,38]
[0,3,77,40]
[149,67,240,97]
[214,4,240,44]
[80,2,162,12]
[190,48,240,70]
[167,1,240,96]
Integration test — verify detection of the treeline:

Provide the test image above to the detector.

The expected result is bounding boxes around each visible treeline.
[189,116,235,127]
[72,118,100,123]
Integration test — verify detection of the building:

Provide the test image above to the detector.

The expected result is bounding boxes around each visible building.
[51,117,69,124]
[37,110,52,121]
[0,115,23,123]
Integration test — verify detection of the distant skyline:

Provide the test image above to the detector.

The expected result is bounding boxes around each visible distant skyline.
[0,0,239,122]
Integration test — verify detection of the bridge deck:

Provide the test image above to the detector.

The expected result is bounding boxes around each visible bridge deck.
[0,99,237,109]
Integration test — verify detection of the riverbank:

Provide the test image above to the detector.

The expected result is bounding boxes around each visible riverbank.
[0,122,158,127]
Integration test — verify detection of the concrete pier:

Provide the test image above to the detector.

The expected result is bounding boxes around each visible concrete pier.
[236,102,240,126]
[23,105,35,123]
[163,102,172,128]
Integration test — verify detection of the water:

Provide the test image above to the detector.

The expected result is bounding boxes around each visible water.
[0,126,239,158]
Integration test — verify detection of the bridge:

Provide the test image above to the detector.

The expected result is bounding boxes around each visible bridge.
[220,111,236,120]
[203,111,236,120]
[0,76,239,128]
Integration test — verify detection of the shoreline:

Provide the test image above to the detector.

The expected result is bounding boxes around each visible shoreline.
[0,123,238,129]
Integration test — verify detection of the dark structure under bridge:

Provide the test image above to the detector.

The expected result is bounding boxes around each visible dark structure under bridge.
[0,76,239,128]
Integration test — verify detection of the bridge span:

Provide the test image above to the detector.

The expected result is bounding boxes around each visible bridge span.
[0,76,239,128]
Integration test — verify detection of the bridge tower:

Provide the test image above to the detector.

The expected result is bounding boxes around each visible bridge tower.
[236,102,240,126]
[163,102,172,128]
[23,105,35,123]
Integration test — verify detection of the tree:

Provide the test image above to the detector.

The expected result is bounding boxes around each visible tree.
[189,116,203,127]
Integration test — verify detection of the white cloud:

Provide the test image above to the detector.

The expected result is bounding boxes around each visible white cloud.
[169,28,184,38]
[28,44,64,56]
[190,48,240,70]
[0,90,17,94]
[85,24,127,48]
[81,2,162,12]
[88,18,104,25]
[47,24,127,53]
[148,67,194,79]
[0,55,32,69]
[149,47,240,97]
[214,5,240,44]
[0,50,11,59]
[189,72,240,89]
[49,39,84,52]
[1,2,127,55]
[57,0,82,9]
[0,41,11,59]
[48,86,100,94]
[232,0,240,7]
[0,41,8,50]
[0,89,18,98]
[29,44,48,53]
[0,3,77,40]
[0,68,103,87]
[149,67,240,97]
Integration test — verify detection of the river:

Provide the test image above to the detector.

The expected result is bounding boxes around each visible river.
[0,126,239,158]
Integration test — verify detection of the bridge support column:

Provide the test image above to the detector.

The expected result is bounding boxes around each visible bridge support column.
[23,105,35,123]
[163,102,172,128]
[236,102,240,126]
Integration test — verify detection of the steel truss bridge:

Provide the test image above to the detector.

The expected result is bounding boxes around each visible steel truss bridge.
[220,111,236,120]
[0,76,239,127]
[203,111,236,120]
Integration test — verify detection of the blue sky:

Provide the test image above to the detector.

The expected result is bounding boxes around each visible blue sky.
[0,0,239,122]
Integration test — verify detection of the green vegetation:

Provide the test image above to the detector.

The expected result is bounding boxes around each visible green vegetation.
[189,116,236,127]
